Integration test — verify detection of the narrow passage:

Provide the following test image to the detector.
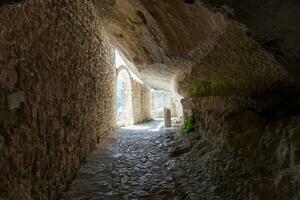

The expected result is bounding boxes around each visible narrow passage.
[62,120,184,200]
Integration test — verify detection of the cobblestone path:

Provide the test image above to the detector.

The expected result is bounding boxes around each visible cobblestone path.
[62,120,184,200]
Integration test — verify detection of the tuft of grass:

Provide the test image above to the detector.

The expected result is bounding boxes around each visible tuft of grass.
[181,117,195,135]
[187,63,288,99]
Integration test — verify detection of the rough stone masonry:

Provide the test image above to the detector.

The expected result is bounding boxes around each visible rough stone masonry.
[0,1,115,199]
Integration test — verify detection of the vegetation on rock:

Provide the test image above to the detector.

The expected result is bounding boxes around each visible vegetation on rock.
[182,117,195,134]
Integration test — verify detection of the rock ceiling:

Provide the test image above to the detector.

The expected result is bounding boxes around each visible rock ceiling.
[93,0,299,94]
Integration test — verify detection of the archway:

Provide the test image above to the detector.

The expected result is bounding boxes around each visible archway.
[116,68,134,127]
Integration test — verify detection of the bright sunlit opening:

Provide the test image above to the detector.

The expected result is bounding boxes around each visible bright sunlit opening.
[115,49,143,84]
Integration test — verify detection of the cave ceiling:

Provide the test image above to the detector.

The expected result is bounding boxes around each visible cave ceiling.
[93,0,299,93]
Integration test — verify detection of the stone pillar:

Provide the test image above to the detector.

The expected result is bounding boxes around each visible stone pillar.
[171,97,177,117]
[164,108,172,127]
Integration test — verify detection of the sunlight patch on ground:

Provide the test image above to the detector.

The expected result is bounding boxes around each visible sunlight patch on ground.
[121,119,165,131]
[149,121,164,132]
[122,125,151,130]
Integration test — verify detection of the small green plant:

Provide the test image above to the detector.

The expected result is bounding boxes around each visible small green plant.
[181,117,195,134]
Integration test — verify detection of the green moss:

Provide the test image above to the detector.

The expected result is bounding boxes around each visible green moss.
[181,117,195,135]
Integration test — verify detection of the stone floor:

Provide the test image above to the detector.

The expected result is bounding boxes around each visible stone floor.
[62,119,185,200]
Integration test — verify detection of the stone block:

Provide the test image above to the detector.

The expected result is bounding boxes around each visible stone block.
[164,108,171,128]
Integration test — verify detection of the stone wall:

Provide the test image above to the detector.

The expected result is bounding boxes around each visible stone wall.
[131,80,151,124]
[0,1,115,199]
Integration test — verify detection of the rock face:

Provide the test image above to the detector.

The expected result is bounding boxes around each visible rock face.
[177,97,300,199]
[92,0,300,198]
[0,0,299,199]
[0,1,115,199]
[94,0,229,92]
[93,0,298,97]
[202,0,300,78]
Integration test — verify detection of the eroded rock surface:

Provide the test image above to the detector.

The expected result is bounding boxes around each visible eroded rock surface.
[93,0,298,98]
[176,97,300,200]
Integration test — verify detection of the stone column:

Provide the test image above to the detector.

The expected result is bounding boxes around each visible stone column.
[170,97,177,117]
[164,108,171,127]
